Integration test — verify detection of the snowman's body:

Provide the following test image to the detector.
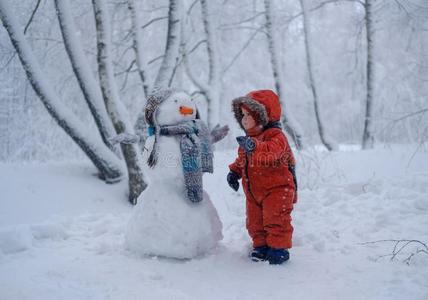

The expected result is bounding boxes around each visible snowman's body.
[125,91,223,259]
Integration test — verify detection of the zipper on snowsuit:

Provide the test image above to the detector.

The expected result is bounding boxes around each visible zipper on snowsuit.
[244,153,257,201]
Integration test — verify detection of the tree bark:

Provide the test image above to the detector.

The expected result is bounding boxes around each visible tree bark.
[362,0,375,149]
[299,0,337,151]
[153,0,182,90]
[127,0,150,100]
[54,0,118,153]
[264,0,304,149]
[200,0,221,129]
[92,0,147,204]
[0,2,123,182]
[182,0,222,129]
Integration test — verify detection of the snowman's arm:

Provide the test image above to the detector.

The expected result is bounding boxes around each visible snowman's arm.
[159,123,194,136]
[109,132,140,145]
[210,124,229,144]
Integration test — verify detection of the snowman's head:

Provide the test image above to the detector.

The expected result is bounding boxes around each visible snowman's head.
[155,91,197,126]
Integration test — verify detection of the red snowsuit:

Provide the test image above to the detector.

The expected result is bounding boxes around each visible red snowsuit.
[229,90,297,249]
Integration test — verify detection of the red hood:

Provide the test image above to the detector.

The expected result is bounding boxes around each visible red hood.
[232,89,281,128]
[246,90,281,122]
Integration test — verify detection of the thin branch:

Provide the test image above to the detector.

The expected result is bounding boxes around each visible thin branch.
[219,25,265,31]
[115,59,136,76]
[167,39,207,86]
[190,90,204,97]
[392,107,428,123]
[0,52,16,72]
[188,39,207,54]
[377,107,428,136]
[360,239,428,249]
[147,54,165,65]
[283,0,364,27]
[222,25,265,75]
[220,11,265,28]
[141,5,169,13]
[360,239,428,265]
[24,0,43,34]
[141,16,168,30]
[187,0,199,16]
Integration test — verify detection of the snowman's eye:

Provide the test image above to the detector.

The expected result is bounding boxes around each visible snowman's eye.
[190,98,193,102]
[174,99,178,103]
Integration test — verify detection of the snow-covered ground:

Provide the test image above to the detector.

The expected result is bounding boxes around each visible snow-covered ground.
[1,145,428,300]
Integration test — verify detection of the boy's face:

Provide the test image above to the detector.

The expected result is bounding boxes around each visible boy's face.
[241,107,257,130]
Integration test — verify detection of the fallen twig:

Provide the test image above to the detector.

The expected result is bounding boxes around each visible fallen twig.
[360,239,428,265]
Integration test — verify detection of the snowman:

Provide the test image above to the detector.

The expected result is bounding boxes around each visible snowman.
[125,88,226,259]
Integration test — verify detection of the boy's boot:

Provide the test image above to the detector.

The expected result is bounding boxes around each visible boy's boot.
[250,245,269,262]
[266,248,290,265]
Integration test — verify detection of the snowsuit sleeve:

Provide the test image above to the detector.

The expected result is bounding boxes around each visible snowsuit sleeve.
[251,129,292,166]
[229,148,245,178]
[252,129,298,202]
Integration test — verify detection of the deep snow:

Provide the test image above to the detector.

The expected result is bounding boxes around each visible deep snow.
[1,145,428,299]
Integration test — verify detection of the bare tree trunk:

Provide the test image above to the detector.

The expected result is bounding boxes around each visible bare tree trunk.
[200,0,221,128]
[362,0,375,149]
[264,0,304,149]
[92,0,147,204]
[153,0,182,90]
[299,0,337,151]
[127,0,149,99]
[183,0,221,129]
[0,2,123,182]
[54,0,118,153]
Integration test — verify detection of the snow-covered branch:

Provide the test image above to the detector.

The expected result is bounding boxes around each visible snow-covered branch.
[54,0,118,153]
[361,239,428,265]
[263,0,304,149]
[299,0,338,151]
[0,1,124,182]
[128,0,150,99]
[92,0,147,204]
[153,0,182,90]
[183,0,222,129]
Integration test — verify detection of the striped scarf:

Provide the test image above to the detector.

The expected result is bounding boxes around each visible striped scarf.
[150,119,213,203]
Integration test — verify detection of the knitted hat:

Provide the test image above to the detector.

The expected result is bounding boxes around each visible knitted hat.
[144,88,200,167]
[145,88,179,127]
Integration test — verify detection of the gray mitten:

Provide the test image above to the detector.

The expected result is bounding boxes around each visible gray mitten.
[210,124,229,144]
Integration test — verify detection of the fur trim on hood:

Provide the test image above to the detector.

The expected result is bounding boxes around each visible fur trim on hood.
[232,90,282,129]
[232,96,269,129]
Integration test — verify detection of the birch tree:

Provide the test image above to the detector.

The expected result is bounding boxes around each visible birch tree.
[153,0,182,90]
[0,1,123,182]
[264,0,305,149]
[299,0,338,151]
[183,0,221,129]
[127,0,149,100]
[362,0,375,149]
[92,0,147,204]
[54,0,118,153]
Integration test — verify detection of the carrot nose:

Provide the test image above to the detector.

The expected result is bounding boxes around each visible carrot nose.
[179,106,194,115]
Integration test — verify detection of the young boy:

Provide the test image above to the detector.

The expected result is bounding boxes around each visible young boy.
[227,90,297,265]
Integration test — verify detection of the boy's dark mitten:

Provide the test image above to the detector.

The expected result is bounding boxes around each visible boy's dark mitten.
[227,171,240,191]
[236,136,256,153]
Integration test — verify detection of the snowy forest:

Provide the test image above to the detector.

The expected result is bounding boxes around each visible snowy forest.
[1,0,428,299]
[1,0,428,163]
